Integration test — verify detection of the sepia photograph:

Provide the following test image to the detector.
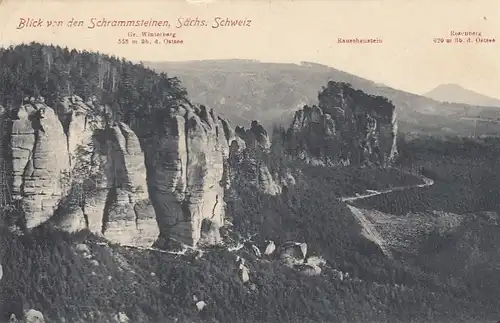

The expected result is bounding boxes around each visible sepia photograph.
[0,0,500,322]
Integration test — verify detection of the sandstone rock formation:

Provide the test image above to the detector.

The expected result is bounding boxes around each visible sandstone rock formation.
[2,95,293,249]
[55,95,105,168]
[56,119,159,247]
[227,120,282,196]
[4,99,71,229]
[53,96,109,233]
[0,96,160,247]
[102,123,159,246]
[235,120,271,151]
[147,105,228,246]
[219,117,246,152]
[287,82,398,166]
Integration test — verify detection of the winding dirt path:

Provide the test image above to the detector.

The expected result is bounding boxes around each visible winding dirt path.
[340,174,435,259]
[341,175,434,202]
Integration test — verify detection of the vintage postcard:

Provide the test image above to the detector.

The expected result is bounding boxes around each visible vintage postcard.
[0,0,500,322]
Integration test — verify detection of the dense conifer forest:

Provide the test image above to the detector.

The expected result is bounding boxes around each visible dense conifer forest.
[0,42,187,138]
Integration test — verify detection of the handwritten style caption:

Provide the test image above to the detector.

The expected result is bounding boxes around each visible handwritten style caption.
[16,17,252,29]
[16,17,253,45]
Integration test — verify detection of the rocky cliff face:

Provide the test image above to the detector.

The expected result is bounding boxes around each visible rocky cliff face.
[54,95,109,235]
[287,82,398,166]
[56,98,160,247]
[101,123,158,246]
[0,96,248,248]
[235,120,271,151]
[147,105,229,246]
[1,99,71,229]
[227,120,282,196]
[0,96,158,247]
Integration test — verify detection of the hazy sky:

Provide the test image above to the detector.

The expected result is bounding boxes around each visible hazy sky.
[1,0,499,98]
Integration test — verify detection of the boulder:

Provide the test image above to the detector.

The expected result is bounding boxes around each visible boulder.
[279,242,308,266]
[114,312,130,323]
[238,264,250,283]
[23,309,45,323]
[305,255,326,267]
[295,264,322,276]
[195,301,207,312]
[263,240,276,256]
[251,244,262,258]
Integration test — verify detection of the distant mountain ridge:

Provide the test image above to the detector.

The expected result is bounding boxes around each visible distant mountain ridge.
[145,60,500,137]
[424,83,500,108]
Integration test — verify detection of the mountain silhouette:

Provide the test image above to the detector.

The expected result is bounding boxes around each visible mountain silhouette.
[424,83,500,108]
[145,60,500,137]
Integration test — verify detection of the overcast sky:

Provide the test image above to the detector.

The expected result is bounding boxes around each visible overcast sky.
[1,0,499,98]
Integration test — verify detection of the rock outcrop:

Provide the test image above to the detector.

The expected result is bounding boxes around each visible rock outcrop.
[0,96,160,247]
[53,95,109,234]
[287,81,398,166]
[235,120,271,151]
[56,117,159,246]
[147,104,228,246]
[1,94,299,248]
[227,120,282,196]
[219,117,246,152]
[4,99,71,229]
[102,123,158,246]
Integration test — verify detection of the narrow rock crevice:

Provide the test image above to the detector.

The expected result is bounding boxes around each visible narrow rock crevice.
[81,200,89,229]
[181,198,191,223]
[83,113,89,131]
[183,114,190,200]
[212,194,219,219]
[182,113,191,226]
[133,205,140,231]
[101,186,117,235]
[18,148,33,198]
[118,123,132,156]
